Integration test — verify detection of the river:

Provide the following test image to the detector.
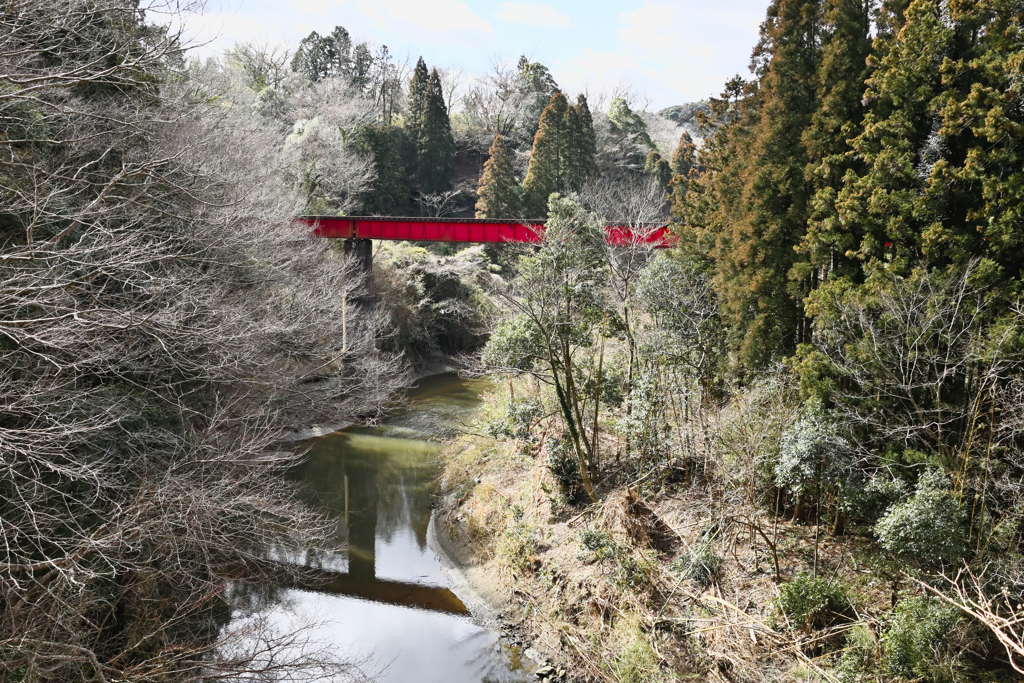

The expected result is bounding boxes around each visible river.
[254,373,533,683]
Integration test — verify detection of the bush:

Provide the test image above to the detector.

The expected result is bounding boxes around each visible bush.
[840,473,908,525]
[874,469,969,570]
[485,398,543,441]
[579,528,617,561]
[772,574,853,634]
[497,506,538,574]
[835,624,880,683]
[670,539,722,587]
[881,596,963,682]
[547,435,584,500]
[775,398,853,504]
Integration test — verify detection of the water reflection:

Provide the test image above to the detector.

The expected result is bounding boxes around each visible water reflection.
[270,373,532,683]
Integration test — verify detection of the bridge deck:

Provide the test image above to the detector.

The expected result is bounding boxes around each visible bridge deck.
[298,216,674,247]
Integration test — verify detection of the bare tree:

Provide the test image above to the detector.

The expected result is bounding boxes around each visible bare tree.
[920,568,1024,675]
[0,0,404,680]
[416,189,463,217]
[575,176,670,453]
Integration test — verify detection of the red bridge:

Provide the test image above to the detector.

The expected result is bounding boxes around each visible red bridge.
[298,215,675,247]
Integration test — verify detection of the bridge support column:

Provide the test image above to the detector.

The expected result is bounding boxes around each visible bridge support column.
[344,238,373,305]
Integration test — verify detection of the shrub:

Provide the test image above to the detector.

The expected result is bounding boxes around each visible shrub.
[874,469,969,570]
[775,398,853,505]
[670,539,722,587]
[497,506,538,574]
[881,596,963,682]
[840,474,908,525]
[772,574,853,633]
[485,398,543,441]
[579,528,617,561]
[835,624,879,683]
[547,435,583,499]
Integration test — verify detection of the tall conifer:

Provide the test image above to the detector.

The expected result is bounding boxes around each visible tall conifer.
[717,0,822,369]
[416,68,456,194]
[523,93,569,217]
[572,95,599,185]
[799,0,874,283]
[476,135,521,218]
[406,58,429,135]
[834,0,950,273]
[670,131,697,178]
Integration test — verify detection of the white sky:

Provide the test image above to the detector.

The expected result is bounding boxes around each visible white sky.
[182,0,771,110]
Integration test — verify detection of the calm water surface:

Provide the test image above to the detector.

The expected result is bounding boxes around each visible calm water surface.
[270,373,532,683]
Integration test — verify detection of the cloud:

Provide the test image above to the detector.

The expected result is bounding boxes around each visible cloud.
[495,3,571,28]
[358,0,493,34]
[549,1,764,107]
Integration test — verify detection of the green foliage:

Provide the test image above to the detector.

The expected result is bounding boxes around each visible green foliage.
[775,398,853,504]
[612,368,671,467]
[485,399,543,441]
[874,469,969,570]
[547,435,583,500]
[498,507,538,574]
[608,97,655,150]
[579,528,617,561]
[481,315,546,372]
[644,150,672,189]
[835,623,880,683]
[670,538,722,587]
[669,131,696,178]
[772,574,853,634]
[414,68,456,194]
[635,253,721,399]
[405,57,429,137]
[799,0,872,281]
[374,243,490,357]
[475,134,521,218]
[881,596,963,682]
[355,124,409,214]
[290,26,355,83]
[522,94,598,217]
[839,473,908,525]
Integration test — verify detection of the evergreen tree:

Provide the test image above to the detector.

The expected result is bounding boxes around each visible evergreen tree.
[405,57,429,137]
[798,0,875,283]
[668,131,699,207]
[644,150,672,189]
[670,131,697,177]
[717,0,822,369]
[290,27,354,83]
[415,68,456,194]
[516,56,561,140]
[351,43,373,89]
[522,93,598,216]
[523,93,569,217]
[476,135,521,218]
[356,125,409,214]
[834,0,950,274]
[573,94,599,183]
[290,31,335,82]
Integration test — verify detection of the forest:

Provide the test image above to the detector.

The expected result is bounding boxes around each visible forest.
[1,0,1023,681]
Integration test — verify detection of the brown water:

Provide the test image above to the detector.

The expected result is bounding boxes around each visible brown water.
[267,373,533,682]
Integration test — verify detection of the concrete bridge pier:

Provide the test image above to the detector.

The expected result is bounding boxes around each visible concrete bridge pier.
[344,238,373,305]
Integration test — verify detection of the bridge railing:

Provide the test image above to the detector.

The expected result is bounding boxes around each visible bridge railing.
[297,216,676,248]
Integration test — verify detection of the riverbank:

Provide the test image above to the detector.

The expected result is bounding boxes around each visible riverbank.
[432,378,913,683]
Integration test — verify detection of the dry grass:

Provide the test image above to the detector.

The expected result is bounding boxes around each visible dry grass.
[434,377,900,683]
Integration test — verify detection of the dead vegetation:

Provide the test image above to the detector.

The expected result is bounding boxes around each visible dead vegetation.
[436,376,1014,683]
